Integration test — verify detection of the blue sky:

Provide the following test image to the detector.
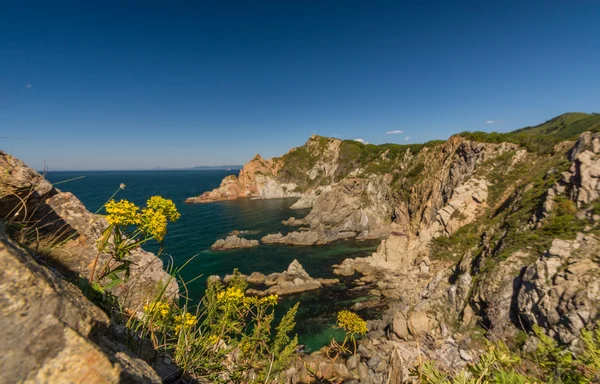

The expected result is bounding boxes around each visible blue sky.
[1,1,599,170]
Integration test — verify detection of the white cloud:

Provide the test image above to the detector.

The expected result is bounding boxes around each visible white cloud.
[404,136,410,141]
[26,84,32,88]
[386,130,403,135]
[354,138,368,144]
[485,120,503,124]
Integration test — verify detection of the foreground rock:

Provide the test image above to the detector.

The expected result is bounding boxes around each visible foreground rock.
[211,235,259,251]
[0,150,178,310]
[0,230,161,383]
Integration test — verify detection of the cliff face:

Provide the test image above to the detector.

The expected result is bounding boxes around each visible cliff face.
[319,131,600,382]
[187,113,600,382]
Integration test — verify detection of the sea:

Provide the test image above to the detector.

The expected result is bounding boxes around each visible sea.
[45,170,380,350]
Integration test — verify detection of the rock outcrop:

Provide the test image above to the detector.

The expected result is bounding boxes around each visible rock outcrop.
[314,131,600,382]
[221,260,338,296]
[0,150,177,310]
[0,230,161,383]
[518,235,600,345]
[210,235,259,251]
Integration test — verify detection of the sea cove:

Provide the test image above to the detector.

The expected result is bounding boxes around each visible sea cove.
[45,169,380,350]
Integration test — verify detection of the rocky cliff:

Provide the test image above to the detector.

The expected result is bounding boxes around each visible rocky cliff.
[0,150,179,382]
[305,126,600,382]
[191,112,600,382]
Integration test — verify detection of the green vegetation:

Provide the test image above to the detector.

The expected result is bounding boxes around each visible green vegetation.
[83,196,300,382]
[416,323,600,383]
[130,273,299,383]
[459,112,600,154]
[514,112,600,139]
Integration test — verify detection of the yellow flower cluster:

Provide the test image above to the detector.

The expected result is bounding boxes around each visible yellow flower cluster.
[207,334,219,345]
[216,287,278,307]
[174,312,198,332]
[105,199,141,226]
[146,196,181,222]
[337,310,367,336]
[140,196,180,242]
[217,287,245,304]
[143,301,171,318]
[141,207,168,241]
[103,196,180,242]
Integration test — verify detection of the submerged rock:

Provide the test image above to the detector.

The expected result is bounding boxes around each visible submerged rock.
[211,235,259,251]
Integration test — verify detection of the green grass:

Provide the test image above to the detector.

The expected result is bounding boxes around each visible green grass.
[459,112,600,154]
[513,112,599,138]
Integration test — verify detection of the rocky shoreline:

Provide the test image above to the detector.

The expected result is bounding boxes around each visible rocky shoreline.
[193,127,600,382]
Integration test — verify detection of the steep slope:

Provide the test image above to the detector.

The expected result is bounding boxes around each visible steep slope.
[321,133,600,382]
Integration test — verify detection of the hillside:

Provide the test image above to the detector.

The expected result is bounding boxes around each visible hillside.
[183,113,600,381]
[514,112,600,138]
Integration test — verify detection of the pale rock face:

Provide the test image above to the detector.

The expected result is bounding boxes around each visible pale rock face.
[518,235,600,345]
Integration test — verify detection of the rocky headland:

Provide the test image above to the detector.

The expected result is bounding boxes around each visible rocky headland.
[3,111,600,382]
[196,113,600,382]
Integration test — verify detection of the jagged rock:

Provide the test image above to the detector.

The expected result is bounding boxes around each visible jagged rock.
[0,230,161,383]
[210,235,259,251]
[0,151,177,311]
[518,235,600,344]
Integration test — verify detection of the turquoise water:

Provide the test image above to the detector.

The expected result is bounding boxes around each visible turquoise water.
[45,170,379,350]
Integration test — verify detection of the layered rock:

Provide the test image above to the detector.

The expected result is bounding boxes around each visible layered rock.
[0,230,161,383]
[210,235,259,251]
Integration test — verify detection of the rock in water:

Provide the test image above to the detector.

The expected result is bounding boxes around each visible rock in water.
[211,235,259,251]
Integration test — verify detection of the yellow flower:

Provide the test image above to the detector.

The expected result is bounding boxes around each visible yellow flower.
[217,287,246,305]
[337,310,367,336]
[207,335,219,345]
[146,196,180,222]
[140,208,168,241]
[174,312,197,332]
[104,199,141,226]
[143,301,171,320]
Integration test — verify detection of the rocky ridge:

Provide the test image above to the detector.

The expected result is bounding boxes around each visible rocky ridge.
[290,131,600,383]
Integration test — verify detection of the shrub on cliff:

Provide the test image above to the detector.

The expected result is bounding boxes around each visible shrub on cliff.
[415,323,600,383]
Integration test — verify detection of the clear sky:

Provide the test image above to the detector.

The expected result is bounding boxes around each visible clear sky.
[1,1,599,170]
